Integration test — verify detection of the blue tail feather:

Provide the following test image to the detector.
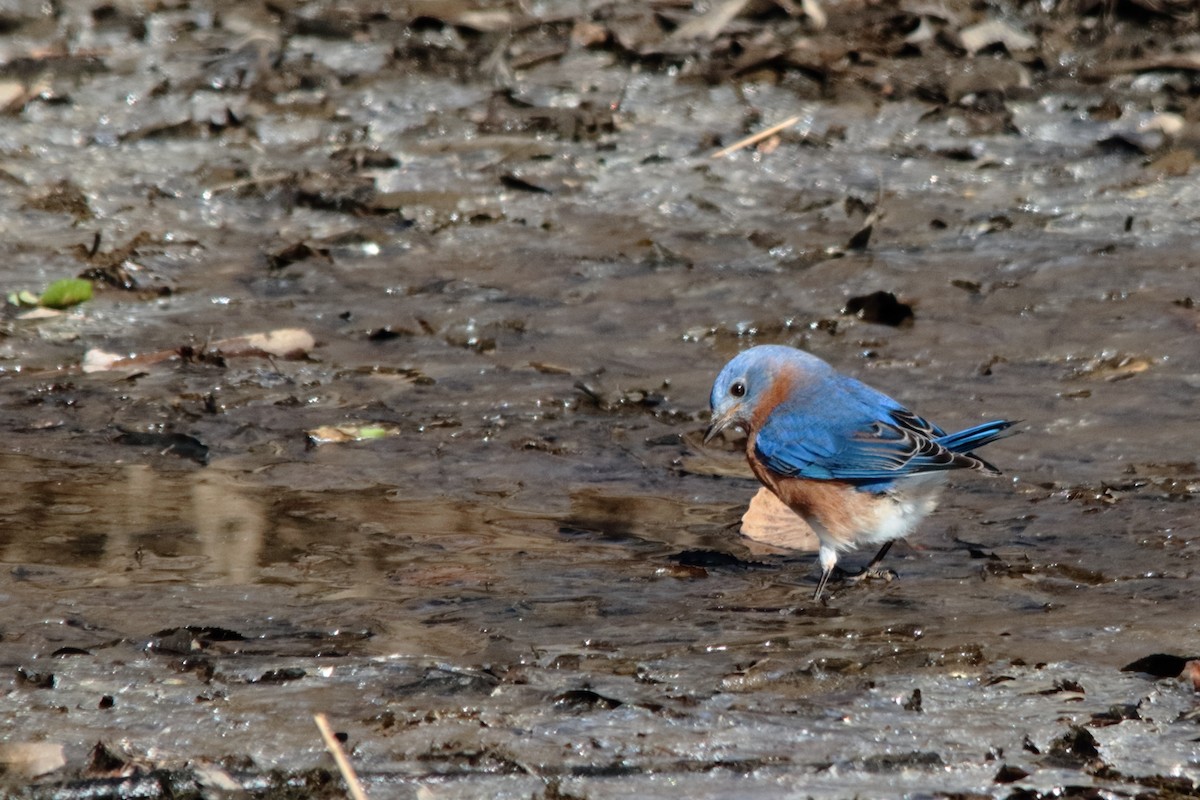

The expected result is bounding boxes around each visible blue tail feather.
[935,419,1018,454]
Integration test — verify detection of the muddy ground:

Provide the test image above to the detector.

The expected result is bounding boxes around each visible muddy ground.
[1,0,1199,798]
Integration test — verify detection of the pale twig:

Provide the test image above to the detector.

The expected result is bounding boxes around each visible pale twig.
[710,114,804,159]
[314,713,369,800]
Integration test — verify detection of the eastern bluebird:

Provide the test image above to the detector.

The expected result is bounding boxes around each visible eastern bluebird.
[705,344,1015,601]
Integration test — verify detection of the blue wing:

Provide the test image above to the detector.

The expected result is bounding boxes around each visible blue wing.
[754,376,1013,484]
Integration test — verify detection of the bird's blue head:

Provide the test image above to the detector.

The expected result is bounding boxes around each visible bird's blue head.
[704,345,830,443]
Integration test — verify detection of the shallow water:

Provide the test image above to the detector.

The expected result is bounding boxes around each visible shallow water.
[1,1,1199,797]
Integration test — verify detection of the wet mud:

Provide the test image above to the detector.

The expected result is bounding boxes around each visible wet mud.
[1,0,1199,798]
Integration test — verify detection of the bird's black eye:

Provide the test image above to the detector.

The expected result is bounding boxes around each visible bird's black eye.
[730,381,746,398]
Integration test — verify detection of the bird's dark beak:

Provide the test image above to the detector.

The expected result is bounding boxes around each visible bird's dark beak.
[703,408,736,444]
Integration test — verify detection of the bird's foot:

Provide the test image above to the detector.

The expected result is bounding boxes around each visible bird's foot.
[812,564,898,602]
[839,565,898,584]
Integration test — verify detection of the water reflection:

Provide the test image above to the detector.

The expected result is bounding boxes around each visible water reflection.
[191,471,265,584]
[0,455,265,583]
[0,455,634,590]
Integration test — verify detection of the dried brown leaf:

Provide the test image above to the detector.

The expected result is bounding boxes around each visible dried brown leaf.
[740,487,819,553]
[0,742,66,778]
[958,19,1036,55]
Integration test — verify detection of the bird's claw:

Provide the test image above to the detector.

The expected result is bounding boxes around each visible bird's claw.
[812,564,899,602]
[838,565,898,585]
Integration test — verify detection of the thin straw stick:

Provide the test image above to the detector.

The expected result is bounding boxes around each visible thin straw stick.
[710,113,803,158]
[314,713,369,800]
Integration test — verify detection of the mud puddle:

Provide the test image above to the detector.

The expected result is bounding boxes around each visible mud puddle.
[2,452,1198,798]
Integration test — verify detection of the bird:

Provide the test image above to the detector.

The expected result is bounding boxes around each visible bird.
[705,344,1015,601]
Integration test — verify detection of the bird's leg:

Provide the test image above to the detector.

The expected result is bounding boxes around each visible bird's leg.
[813,567,833,601]
[813,544,839,601]
[866,540,894,572]
[811,542,899,600]
[842,540,899,584]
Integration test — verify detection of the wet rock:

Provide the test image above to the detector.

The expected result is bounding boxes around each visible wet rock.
[50,646,92,657]
[993,763,1030,783]
[882,623,924,641]
[169,656,215,683]
[385,667,500,698]
[330,146,400,172]
[548,654,582,670]
[114,430,210,465]
[1041,725,1102,770]
[1037,678,1085,695]
[150,629,198,655]
[574,380,669,415]
[1121,652,1194,678]
[294,170,378,214]
[859,751,943,772]
[266,241,331,271]
[553,689,623,712]
[924,644,986,669]
[149,626,247,655]
[842,291,914,327]
[845,216,875,250]
[444,320,497,353]
[500,173,553,194]
[15,667,55,689]
[254,667,306,684]
[85,741,135,777]
[1089,703,1141,727]
[366,326,413,341]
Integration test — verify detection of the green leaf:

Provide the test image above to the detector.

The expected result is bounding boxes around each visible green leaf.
[305,422,402,446]
[40,278,93,309]
[7,290,40,306]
